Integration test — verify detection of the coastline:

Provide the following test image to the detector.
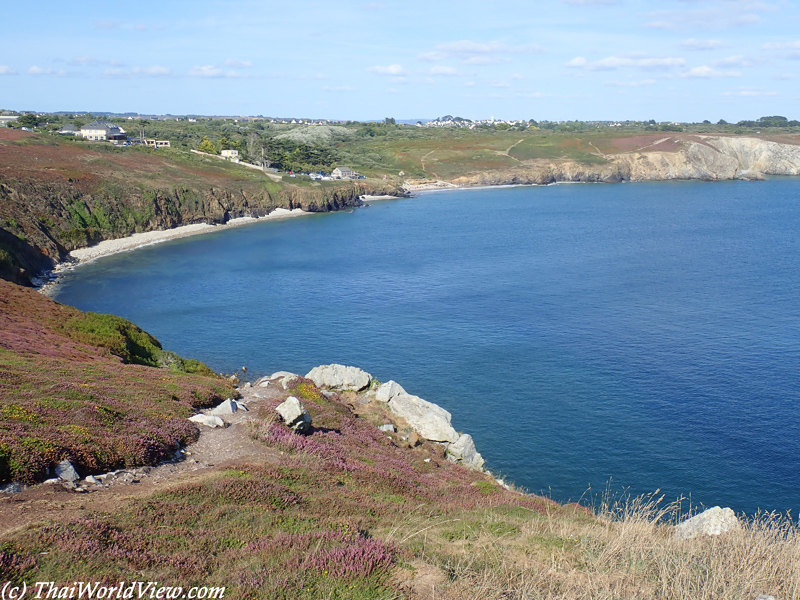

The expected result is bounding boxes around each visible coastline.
[37,208,312,296]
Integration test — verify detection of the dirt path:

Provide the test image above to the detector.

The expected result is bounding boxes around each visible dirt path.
[420,149,438,172]
[0,384,284,538]
[494,138,524,163]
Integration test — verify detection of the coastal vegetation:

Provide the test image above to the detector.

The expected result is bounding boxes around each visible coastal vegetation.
[0,279,233,484]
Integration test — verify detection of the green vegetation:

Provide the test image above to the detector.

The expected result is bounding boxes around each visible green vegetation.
[0,280,233,484]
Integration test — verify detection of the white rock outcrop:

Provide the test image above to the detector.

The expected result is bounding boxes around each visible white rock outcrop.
[276,396,312,433]
[446,433,485,470]
[306,364,372,391]
[374,380,406,403]
[209,398,247,416]
[675,506,740,540]
[388,392,459,444]
[189,414,226,428]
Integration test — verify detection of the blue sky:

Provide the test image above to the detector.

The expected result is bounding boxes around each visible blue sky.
[1,0,798,121]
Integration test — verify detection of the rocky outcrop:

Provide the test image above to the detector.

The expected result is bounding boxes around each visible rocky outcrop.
[372,378,484,468]
[451,136,800,187]
[675,506,740,540]
[306,364,372,391]
[276,396,312,433]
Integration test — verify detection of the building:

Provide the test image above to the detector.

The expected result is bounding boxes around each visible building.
[332,167,355,179]
[145,139,171,149]
[221,149,240,163]
[80,120,127,142]
[58,124,78,135]
[0,115,19,127]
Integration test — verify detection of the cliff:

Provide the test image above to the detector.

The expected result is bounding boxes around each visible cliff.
[0,130,402,285]
[450,135,800,186]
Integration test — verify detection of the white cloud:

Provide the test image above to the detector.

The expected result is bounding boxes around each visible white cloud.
[27,66,64,76]
[188,65,242,78]
[93,20,117,29]
[0,66,18,75]
[565,57,588,67]
[682,66,741,78]
[763,40,800,50]
[645,2,777,31]
[491,80,511,88]
[605,79,657,87]
[367,64,407,75]
[364,2,385,9]
[104,66,173,78]
[419,40,544,65]
[70,56,98,66]
[681,39,725,51]
[323,86,355,92]
[722,87,777,97]
[566,54,685,71]
[711,55,763,68]
[561,0,619,4]
[428,66,459,76]
[774,73,796,80]
[225,59,254,68]
[515,92,553,98]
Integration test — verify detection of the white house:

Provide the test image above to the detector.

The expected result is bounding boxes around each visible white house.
[80,120,126,142]
[332,166,355,178]
[221,149,240,163]
[0,115,19,127]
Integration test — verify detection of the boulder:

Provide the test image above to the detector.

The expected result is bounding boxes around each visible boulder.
[388,393,459,443]
[84,475,100,485]
[675,506,740,540]
[374,380,406,403]
[276,396,312,433]
[378,424,397,433]
[259,371,300,389]
[189,414,226,428]
[55,459,80,482]
[209,398,238,416]
[446,434,485,470]
[306,364,372,391]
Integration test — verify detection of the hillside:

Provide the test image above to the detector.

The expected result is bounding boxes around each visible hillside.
[0,129,400,286]
[0,281,797,599]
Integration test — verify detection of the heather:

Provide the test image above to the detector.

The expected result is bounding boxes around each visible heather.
[0,279,233,484]
[2,373,798,598]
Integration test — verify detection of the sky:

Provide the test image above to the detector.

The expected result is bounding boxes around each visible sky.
[1,0,799,122]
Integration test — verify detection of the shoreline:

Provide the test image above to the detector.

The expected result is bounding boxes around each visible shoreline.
[37,208,313,296]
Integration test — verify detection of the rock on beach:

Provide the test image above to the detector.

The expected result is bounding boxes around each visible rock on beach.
[675,506,740,540]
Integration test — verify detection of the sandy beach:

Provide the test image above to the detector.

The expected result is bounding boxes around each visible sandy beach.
[39,208,311,295]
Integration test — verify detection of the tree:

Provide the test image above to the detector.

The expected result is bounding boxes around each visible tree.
[198,137,217,154]
[16,113,39,128]
[138,119,150,140]
[384,117,396,125]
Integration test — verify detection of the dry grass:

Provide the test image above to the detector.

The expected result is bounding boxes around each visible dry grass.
[397,492,799,600]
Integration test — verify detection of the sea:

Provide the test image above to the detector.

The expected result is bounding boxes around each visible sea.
[52,179,800,516]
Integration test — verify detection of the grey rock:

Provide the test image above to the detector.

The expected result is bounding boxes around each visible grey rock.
[446,434,485,470]
[61,480,77,490]
[675,506,740,540]
[84,475,100,485]
[56,459,80,482]
[276,396,312,433]
[388,393,459,443]
[305,364,372,391]
[754,595,776,600]
[1,482,26,493]
[320,390,337,399]
[43,478,61,485]
[378,424,397,433]
[243,382,251,388]
[375,380,406,403]
[209,398,239,415]
[189,414,226,428]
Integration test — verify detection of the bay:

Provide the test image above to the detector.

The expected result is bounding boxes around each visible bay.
[53,179,800,515]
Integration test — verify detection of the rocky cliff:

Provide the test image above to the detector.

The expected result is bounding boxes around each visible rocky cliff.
[451,135,800,186]
[0,177,401,286]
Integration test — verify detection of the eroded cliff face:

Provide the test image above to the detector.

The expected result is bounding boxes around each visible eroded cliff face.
[451,136,800,186]
[0,179,402,286]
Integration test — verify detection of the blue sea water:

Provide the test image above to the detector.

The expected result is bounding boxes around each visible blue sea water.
[53,179,800,515]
